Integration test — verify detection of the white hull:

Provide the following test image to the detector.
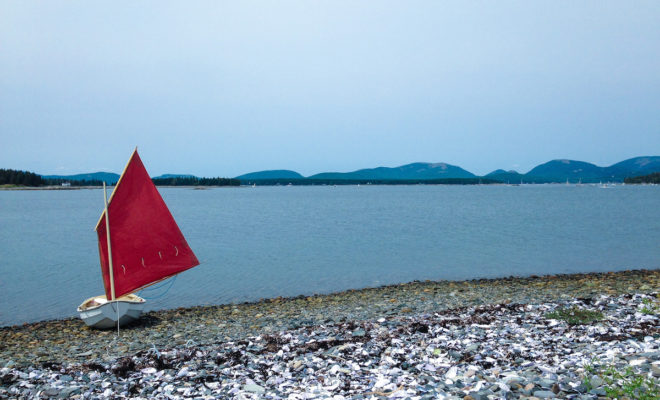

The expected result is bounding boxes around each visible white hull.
[77,294,146,329]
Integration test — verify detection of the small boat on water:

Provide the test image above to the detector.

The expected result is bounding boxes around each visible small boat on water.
[78,149,200,329]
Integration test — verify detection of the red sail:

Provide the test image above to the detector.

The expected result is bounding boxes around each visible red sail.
[96,150,199,300]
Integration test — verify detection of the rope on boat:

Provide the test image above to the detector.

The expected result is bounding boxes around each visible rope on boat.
[138,275,178,300]
[148,344,161,359]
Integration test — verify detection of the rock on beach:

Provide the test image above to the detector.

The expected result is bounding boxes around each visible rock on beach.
[0,269,658,398]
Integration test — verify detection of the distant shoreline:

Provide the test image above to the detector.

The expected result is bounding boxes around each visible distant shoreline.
[0,185,89,191]
[3,181,655,191]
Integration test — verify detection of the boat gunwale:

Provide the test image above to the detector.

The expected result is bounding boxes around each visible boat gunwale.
[77,293,145,312]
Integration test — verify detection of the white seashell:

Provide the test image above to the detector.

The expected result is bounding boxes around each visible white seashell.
[176,367,189,378]
[374,376,389,388]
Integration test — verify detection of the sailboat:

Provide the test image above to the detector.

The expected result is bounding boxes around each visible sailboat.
[77,149,200,329]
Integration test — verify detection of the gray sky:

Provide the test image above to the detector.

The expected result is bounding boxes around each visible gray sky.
[1,1,659,177]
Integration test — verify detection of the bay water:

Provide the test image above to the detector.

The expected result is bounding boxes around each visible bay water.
[0,184,658,326]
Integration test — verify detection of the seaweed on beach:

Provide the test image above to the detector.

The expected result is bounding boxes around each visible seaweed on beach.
[41,361,61,370]
[260,334,290,354]
[215,349,244,367]
[596,333,630,342]
[408,321,429,334]
[434,317,464,328]
[632,321,660,340]
[84,362,107,373]
[297,338,347,354]
[133,348,174,371]
[0,373,16,385]
[112,357,136,378]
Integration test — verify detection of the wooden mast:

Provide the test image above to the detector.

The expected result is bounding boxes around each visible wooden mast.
[103,182,116,300]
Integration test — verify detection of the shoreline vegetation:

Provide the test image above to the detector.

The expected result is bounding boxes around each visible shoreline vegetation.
[1,269,658,398]
[624,172,660,184]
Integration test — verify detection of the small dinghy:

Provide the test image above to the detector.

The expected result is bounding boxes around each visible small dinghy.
[77,294,145,329]
[78,149,200,329]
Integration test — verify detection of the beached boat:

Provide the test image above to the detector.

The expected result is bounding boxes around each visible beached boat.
[77,149,200,329]
[77,294,146,329]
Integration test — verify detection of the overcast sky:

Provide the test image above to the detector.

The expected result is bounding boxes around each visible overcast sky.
[1,1,659,177]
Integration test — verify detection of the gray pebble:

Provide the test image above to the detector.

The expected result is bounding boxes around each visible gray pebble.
[533,390,557,398]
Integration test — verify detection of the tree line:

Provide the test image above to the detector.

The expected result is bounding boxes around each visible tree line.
[46,178,105,186]
[0,169,44,186]
[624,172,660,184]
[0,168,107,187]
[151,176,240,186]
[1,169,239,187]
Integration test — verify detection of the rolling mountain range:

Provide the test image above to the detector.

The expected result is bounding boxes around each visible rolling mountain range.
[235,170,304,180]
[307,162,475,180]
[39,156,659,184]
[237,156,660,183]
[502,157,660,183]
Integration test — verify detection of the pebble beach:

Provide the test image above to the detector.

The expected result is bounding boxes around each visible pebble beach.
[1,269,659,399]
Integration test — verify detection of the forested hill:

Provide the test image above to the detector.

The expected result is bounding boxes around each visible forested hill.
[237,156,660,184]
[307,162,475,180]
[235,170,303,180]
[624,172,660,184]
[0,169,44,186]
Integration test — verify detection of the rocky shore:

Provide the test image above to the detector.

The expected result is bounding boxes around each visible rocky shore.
[1,269,658,399]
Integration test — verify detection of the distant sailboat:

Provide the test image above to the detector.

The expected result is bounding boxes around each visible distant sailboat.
[77,149,200,329]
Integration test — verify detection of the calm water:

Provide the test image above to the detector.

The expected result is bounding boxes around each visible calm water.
[0,184,658,326]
